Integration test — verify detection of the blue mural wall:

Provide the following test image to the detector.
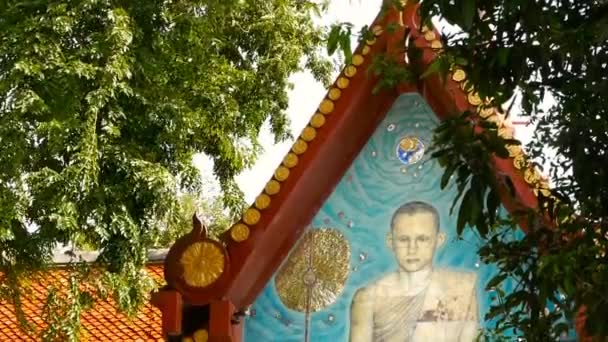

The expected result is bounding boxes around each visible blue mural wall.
[243,93,520,341]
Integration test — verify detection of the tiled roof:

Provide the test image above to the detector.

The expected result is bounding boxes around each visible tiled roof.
[0,264,165,341]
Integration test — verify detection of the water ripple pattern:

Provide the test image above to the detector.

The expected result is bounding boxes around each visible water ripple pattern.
[244,93,510,341]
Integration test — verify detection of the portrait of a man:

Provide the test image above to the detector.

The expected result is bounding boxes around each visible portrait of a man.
[349,201,479,342]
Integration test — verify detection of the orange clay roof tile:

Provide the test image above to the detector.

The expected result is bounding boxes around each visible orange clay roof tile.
[0,264,165,341]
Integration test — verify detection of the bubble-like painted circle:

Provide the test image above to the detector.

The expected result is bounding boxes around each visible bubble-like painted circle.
[396,136,425,166]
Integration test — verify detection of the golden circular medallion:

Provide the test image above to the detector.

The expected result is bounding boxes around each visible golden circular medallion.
[366,38,376,45]
[352,54,364,66]
[513,154,527,170]
[230,223,250,242]
[424,31,436,41]
[540,188,552,197]
[524,167,540,185]
[431,40,443,49]
[344,65,357,78]
[193,329,209,342]
[301,126,317,142]
[498,126,513,139]
[243,208,261,225]
[468,92,482,106]
[274,166,290,182]
[507,144,522,158]
[372,25,383,36]
[275,228,350,312]
[336,77,350,89]
[478,107,494,118]
[486,113,502,125]
[362,46,371,55]
[292,139,308,155]
[310,113,326,128]
[452,69,466,82]
[255,194,271,210]
[328,88,341,100]
[283,153,299,168]
[180,242,225,288]
[319,99,335,114]
[265,179,281,195]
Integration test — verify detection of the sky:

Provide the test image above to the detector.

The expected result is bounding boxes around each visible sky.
[193,0,536,204]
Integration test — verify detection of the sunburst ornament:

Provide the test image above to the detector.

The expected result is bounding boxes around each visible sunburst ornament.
[275,228,350,312]
[180,241,226,288]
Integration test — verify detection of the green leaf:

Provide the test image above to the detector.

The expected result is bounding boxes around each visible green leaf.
[327,25,341,56]
[486,273,508,290]
[340,31,353,64]
[486,187,500,225]
[420,58,443,79]
[441,162,458,189]
[457,188,473,236]
[462,0,476,30]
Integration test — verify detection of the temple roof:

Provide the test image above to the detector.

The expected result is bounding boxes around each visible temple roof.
[1,250,168,341]
[161,2,548,316]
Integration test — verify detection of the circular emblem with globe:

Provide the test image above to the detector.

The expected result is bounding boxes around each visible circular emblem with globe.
[396,136,425,165]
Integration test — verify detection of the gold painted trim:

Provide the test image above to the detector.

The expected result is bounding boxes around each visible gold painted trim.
[226,16,359,247]
[442,34,555,201]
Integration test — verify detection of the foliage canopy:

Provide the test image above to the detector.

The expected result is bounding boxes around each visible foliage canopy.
[329,0,608,339]
[418,0,608,339]
[0,0,330,340]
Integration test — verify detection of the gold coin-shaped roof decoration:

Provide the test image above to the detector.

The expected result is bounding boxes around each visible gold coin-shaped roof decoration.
[275,228,350,313]
[180,241,225,288]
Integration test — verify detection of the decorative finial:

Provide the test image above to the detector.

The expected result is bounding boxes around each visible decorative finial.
[192,214,207,238]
